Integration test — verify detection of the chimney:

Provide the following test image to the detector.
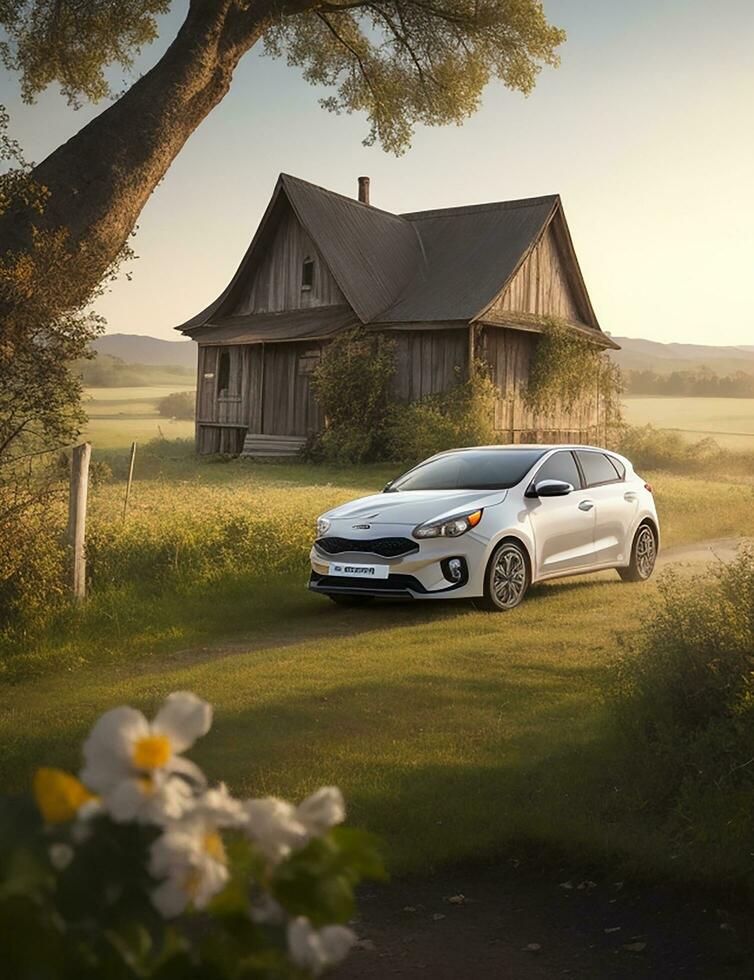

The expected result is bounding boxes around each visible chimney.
[358,176,370,205]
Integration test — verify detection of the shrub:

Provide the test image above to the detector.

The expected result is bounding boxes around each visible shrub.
[310,329,396,463]
[613,549,754,733]
[157,390,195,420]
[525,319,623,427]
[612,423,754,477]
[383,364,499,464]
[608,550,754,880]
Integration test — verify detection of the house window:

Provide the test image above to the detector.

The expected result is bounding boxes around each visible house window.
[217,350,230,395]
[301,257,314,291]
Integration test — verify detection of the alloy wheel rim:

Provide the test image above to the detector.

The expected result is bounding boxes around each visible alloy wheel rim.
[636,527,656,578]
[492,546,527,608]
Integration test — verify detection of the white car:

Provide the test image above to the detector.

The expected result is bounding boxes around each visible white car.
[309,445,659,611]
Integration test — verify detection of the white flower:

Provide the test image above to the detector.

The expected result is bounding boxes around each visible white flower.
[244,797,309,864]
[49,843,74,871]
[198,782,246,829]
[244,787,346,865]
[80,692,211,824]
[287,917,356,975]
[296,787,345,836]
[149,814,229,918]
[250,893,285,925]
[107,770,196,825]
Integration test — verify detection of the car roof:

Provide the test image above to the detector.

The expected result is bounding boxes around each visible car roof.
[433,444,618,453]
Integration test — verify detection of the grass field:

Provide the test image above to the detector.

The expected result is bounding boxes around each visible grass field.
[81,386,754,454]
[623,395,754,449]
[81,384,195,448]
[2,454,753,888]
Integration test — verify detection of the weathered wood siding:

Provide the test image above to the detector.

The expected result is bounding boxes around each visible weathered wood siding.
[480,326,603,442]
[261,343,324,437]
[391,329,468,402]
[491,223,583,322]
[196,341,323,452]
[234,208,345,314]
[196,344,257,454]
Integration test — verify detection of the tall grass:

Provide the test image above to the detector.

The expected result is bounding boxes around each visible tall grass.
[606,550,754,888]
[1,436,752,683]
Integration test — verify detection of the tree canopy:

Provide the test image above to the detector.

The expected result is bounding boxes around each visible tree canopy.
[1,0,564,154]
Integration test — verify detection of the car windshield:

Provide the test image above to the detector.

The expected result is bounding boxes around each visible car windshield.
[390,449,546,491]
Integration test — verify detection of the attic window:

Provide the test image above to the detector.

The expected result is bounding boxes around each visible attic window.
[301,257,314,291]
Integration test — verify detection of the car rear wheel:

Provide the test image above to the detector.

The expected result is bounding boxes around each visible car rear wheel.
[327,593,375,607]
[474,540,530,612]
[618,524,657,582]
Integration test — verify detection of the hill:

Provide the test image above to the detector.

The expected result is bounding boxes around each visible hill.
[610,337,754,376]
[93,333,195,368]
[93,332,754,379]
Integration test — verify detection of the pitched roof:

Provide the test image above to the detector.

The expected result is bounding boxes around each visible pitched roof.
[281,175,421,323]
[177,174,613,346]
[383,197,558,323]
[185,305,357,345]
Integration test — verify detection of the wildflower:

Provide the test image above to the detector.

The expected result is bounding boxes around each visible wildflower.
[296,787,345,836]
[149,816,229,918]
[244,797,309,864]
[147,782,245,918]
[33,768,97,824]
[244,787,346,865]
[49,843,74,871]
[287,916,356,975]
[80,692,211,824]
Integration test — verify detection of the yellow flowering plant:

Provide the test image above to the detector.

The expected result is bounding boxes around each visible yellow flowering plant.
[0,692,385,979]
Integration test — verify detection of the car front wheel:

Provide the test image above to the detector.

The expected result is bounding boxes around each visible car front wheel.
[474,540,530,612]
[618,524,657,582]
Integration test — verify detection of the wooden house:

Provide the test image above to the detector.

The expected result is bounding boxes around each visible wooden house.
[176,174,619,456]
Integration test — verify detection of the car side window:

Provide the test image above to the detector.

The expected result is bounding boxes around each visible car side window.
[608,456,626,479]
[533,451,582,489]
[576,451,621,487]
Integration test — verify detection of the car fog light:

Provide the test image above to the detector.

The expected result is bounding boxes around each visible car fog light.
[448,558,463,581]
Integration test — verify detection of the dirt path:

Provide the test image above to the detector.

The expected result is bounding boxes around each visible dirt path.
[335,856,751,979]
[656,536,749,568]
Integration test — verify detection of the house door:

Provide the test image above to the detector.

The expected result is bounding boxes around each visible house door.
[261,343,323,436]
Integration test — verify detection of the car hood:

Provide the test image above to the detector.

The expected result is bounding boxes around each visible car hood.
[322,489,509,527]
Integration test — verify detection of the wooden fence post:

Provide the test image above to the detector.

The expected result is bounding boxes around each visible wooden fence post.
[123,440,137,521]
[67,442,91,601]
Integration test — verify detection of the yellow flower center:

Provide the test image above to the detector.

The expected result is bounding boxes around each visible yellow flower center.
[184,868,202,899]
[203,831,226,863]
[132,734,171,770]
[136,775,156,796]
[33,768,96,824]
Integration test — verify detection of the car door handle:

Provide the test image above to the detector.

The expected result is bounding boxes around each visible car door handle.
[624,492,638,502]
[578,500,594,511]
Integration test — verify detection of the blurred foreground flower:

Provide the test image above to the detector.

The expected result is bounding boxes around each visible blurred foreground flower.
[1,691,384,979]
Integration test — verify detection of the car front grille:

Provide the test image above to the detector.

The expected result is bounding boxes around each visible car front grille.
[314,536,419,559]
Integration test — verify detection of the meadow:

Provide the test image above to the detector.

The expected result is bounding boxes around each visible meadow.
[1,446,753,894]
[623,395,754,449]
[81,384,195,448]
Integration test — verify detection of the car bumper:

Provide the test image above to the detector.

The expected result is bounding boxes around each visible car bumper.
[308,535,488,600]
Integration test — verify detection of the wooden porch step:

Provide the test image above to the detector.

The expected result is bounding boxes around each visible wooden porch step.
[241,432,306,458]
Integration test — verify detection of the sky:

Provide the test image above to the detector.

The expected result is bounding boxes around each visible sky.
[2,0,753,346]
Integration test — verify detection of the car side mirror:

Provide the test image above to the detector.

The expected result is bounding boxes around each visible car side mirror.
[528,479,574,498]
[383,480,395,493]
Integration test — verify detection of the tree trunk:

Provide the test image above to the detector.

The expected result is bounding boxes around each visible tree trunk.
[0,0,273,310]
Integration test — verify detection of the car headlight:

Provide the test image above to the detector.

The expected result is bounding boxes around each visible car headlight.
[316,517,331,538]
[413,509,483,539]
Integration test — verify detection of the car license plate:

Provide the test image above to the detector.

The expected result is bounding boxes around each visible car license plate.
[328,562,389,580]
